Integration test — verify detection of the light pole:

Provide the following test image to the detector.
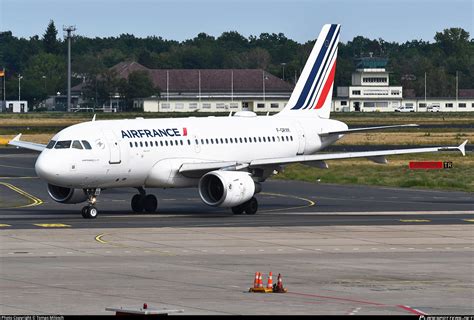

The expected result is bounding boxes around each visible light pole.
[63,25,76,112]
[42,75,47,94]
[281,62,286,81]
[18,74,23,101]
[262,70,269,104]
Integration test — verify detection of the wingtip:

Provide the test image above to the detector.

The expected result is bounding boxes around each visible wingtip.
[458,140,468,156]
[10,133,22,143]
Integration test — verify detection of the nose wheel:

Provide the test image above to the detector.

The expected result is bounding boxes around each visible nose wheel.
[81,188,100,219]
[131,188,158,213]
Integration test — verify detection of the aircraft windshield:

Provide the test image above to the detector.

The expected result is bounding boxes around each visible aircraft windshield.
[72,140,83,149]
[54,140,72,149]
[46,140,57,149]
[82,140,92,149]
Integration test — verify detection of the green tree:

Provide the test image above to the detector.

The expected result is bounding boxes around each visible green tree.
[43,20,60,54]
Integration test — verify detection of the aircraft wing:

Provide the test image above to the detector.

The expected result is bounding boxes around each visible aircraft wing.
[250,140,468,167]
[179,161,249,177]
[319,124,418,136]
[8,134,46,152]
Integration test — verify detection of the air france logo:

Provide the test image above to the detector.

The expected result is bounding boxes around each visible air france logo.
[121,128,188,139]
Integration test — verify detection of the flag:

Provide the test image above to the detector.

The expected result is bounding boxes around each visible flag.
[0,69,4,77]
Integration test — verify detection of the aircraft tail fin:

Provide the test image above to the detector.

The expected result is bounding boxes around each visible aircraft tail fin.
[278,24,340,119]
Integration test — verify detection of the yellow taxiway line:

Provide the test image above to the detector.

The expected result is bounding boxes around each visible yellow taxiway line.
[260,192,315,213]
[0,182,43,208]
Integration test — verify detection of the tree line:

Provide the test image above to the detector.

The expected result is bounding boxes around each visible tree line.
[0,20,472,109]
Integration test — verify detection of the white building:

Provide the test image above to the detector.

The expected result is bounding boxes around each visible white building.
[4,100,28,113]
[106,62,293,113]
[332,57,403,112]
[332,57,474,112]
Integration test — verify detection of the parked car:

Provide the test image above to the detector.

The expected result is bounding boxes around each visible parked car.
[427,105,440,112]
[395,105,415,112]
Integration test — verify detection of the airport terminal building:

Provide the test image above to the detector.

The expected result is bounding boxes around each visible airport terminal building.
[87,62,294,113]
[332,57,474,112]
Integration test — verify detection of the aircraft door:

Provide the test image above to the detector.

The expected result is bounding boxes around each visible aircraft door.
[103,130,121,164]
[193,135,201,153]
[294,123,306,155]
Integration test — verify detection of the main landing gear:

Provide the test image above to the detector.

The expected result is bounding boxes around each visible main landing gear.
[131,187,158,213]
[231,197,258,215]
[81,188,100,219]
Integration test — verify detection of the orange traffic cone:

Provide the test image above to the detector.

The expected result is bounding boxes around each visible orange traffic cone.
[253,272,259,289]
[258,272,263,288]
[266,272,273,289]
[274,273,287,293]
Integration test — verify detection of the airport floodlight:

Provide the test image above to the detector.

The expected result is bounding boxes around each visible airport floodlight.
[63,25,76,112]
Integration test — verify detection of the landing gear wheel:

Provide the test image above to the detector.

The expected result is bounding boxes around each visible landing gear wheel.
[81,205,98,219]
[131,194,144,213]
[244,197,258,215]
[231,204,245,215]
[143,194,158,213]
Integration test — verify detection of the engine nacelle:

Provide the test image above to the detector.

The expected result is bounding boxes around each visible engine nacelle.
[198,171,255,208]
[47,184,88,204]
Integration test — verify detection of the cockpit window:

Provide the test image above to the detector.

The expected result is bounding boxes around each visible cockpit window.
[81,140,92,150]
[72,140,83,149]
[54,140,72,149]
[46,140,57,149]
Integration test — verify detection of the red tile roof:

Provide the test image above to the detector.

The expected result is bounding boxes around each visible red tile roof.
[110,61,293,93]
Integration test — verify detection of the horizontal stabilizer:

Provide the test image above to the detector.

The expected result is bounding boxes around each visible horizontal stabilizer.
[320,124,419,136]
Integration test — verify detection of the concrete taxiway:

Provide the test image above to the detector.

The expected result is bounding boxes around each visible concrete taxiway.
[0,148,473,315]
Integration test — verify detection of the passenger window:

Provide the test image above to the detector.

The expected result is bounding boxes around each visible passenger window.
[135,142,138,147]
[145,141,148,147]
[195,139,199,145]
[54,140,72,149]
[253,137,257,142]
[81,140,92,150]
[206,139,209,144]
[230,138,233,143]
[160,141,164,147]
[180,140,184,146]
[140,141,143,147]
[225,138,228,143]
[155,141,159,147]
[290,136,293,141]
[72,140,83,149]
[272,137,276,142]
[165,141,168,146]
[201,139,204,144]
[220,138,223,144]
[263,137,266,142]
[46,140,57,149]
[129,142,133,148]
[239,138,243,143]
[211,139,214,144]
[244,138,247,143]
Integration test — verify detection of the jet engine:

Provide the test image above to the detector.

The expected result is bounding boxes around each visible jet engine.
[47,184,88,204]
[198,171,256,207]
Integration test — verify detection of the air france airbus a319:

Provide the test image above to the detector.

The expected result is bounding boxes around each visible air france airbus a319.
[9,24,467,219]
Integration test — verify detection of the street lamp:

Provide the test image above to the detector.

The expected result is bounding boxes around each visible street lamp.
[262,70,269,103]
[281,62,286,81]
[18,74,23,101]
[42,75,47,94]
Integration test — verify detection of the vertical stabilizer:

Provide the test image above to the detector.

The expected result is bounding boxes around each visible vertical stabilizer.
[278,24,341,118]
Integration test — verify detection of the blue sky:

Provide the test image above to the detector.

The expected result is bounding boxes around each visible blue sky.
[1,0,472,43]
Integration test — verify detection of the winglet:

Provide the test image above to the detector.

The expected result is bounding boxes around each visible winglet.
[458,140,468,156]
[10,133,22,142]
[92,114,96,122]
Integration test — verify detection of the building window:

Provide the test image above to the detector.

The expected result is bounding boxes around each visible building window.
[270,103,279,109]
[352,90,361,95]
[216,103,225,109]
[391,90,400,95]
[341,101,347,106]
[161,103,170,109]
[419,103,426,108]
[257,103,265,108]
[189,103,198,109]
[363,102,375,108]
[230,103,238,109]
[175,103,184,109]
[446,103,453,108]
[459,103,466,108]
[202,103,211,109]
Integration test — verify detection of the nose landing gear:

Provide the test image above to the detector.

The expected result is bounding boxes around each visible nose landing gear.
[81,188,100,219]
[131,187,158,213]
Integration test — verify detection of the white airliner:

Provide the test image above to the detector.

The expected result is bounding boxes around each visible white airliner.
[9,24,467,219]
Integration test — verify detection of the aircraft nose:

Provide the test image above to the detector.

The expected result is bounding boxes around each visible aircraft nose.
[35,152,58,181]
